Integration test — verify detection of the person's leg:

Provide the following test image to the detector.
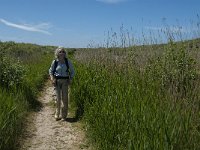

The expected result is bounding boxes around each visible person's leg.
[68,84,71,104]
[53,86,57,104]
[61,79,69,120]
[55,80,61,120]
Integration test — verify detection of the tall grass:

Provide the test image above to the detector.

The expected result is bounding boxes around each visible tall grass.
[71,22,200,149]
[0,41,54,150]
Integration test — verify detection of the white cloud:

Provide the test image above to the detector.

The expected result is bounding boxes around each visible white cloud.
[96,0,127,4]
[0,18,52,35]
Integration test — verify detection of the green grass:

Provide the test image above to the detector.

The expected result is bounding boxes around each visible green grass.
[71,39,200,149]
[0,35,200,149]
[0,41,54,150]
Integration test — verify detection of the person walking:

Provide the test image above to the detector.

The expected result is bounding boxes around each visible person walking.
[49,47,75,121]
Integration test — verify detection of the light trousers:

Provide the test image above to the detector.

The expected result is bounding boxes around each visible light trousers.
[55,79,69,119]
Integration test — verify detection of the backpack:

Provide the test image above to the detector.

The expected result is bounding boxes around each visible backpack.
[53,58,69,76]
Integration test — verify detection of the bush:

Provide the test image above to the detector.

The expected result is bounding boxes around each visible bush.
[0,56,25,89]
[0,41,54,150]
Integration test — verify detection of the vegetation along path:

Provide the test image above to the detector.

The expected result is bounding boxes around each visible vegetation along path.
[19,81,90,150]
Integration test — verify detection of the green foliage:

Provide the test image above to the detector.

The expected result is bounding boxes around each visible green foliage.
[0,41,54,150]
[0,56,25,88]
[67,48,77,57]
[146,41,197,99]
[72,39,200,149]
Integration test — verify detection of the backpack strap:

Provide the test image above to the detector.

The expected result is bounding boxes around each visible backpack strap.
[64,58,70,74]
[52,59,58,76]
[53,58,70,77]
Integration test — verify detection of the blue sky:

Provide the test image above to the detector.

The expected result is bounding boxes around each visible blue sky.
[0,0,199,48]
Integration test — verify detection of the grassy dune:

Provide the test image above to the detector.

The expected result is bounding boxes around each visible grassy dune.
[1,36,200,149]
[0,41,54,150]
[71,38,200,149]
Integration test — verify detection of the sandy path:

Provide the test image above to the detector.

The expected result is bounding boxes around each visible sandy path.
[19,82,90,150]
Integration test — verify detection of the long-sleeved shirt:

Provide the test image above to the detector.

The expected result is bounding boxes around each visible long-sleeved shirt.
[49,59,75,79]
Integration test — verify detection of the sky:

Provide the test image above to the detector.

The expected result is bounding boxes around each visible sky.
[0,0,200,48]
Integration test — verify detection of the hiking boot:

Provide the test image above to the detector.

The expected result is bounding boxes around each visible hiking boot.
[61,118,66,121]
[55,115,60,121]
[55,117,60,121]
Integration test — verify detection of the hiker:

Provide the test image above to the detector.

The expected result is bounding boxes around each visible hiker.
[49,47,75,121]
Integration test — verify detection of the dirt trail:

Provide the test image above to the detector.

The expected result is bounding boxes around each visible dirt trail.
[19,82,90,150]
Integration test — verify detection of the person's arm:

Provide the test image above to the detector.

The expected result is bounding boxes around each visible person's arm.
[49,60,56,84]
[68,60,75,80]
